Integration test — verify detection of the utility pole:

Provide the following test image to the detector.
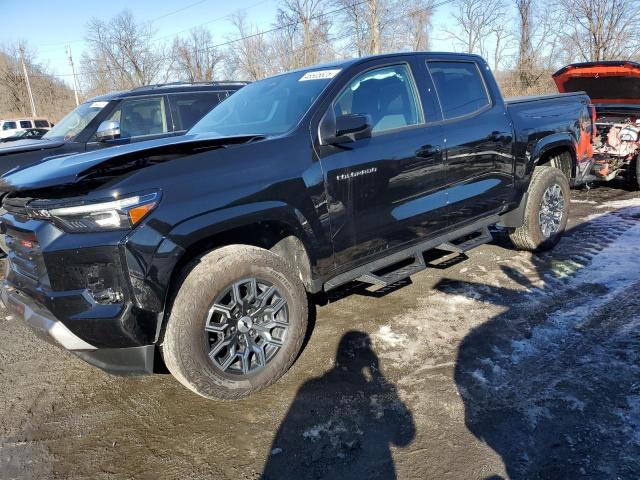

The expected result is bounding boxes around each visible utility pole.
[66,44,80,106]
[19,45,37,117]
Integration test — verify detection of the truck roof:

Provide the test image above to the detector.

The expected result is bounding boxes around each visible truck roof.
[270,51,487,77]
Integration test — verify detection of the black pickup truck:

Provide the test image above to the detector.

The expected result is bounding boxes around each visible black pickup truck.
[0,53,591,399]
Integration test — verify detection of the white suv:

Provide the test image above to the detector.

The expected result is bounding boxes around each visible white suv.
[0,118,51,138]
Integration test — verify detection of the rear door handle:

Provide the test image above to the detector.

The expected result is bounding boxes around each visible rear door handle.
[488,131,512,143]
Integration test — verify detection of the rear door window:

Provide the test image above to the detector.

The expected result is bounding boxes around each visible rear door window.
[168,92,224,131]
[2,122,17,130]
[34,120,50,128]
[19,120,32,129]
[427,61,490,119]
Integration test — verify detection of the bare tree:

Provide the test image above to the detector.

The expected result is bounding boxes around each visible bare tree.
[335,0,394,56]
[81,10,167,94]
[492,22,511,72]
[0,41,75,121]
[272,0,333,71]
[507,0,566,92]
[225,13,276,80]
[515,0,535,84]
[0,44,27,115]
[555,0,640,62]
[398,0,436,51]
[172,27,223,82]
[445,0,508,61]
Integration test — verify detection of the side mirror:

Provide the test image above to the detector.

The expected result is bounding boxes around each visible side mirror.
[95,120,120,142]
[320,111,372,145]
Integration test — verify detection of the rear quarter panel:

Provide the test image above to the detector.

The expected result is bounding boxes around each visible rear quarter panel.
[506,93,591,195]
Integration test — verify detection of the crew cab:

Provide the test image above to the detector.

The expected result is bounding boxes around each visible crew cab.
[554,61,640,189]
[0,53,590,400]
[0,81,248,176]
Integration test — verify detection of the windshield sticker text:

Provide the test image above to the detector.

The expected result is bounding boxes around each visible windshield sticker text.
[299,69,341,82]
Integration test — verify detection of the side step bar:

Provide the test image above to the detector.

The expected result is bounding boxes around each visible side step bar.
[437,227,493,254]
[324,216,499,291]
[356,252,427,287]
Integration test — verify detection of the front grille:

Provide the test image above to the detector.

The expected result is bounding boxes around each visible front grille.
[5,232,43,282]
[2,196,31,222]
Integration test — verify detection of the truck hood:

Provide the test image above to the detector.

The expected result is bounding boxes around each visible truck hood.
[553,61,640,104]
[0,133,265,192]
[0,138,65,156]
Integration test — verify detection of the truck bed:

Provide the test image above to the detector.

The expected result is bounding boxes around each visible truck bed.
[505,91,588,105]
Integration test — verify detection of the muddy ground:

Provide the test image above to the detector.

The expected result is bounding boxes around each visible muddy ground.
[1,184,639,480]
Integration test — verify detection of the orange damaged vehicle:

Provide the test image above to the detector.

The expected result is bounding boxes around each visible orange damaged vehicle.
[554,61,640,189]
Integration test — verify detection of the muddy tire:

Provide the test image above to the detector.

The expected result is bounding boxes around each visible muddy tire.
[162,245,308,400]
[509,166,570,252]
[632,158,640,190]
[548,151,572,181]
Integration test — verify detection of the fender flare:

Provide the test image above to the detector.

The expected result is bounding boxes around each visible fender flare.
[165,201,320,262]
[530,133,577,177]
[142,201,323,327]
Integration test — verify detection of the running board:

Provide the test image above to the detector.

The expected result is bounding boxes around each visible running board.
[437,227,493,253]
[356,252,426,287]
[323,215,499,291]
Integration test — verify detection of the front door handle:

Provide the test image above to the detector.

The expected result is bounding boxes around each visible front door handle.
[416,144,441,159]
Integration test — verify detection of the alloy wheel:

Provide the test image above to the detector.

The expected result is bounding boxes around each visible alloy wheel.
[204,278,289,375]
[538,183,565,238]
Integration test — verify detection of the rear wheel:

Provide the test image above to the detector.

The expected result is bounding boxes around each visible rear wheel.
[509,166,570,252]
[632,157,640,190]
[162,245,308,400]
[548,151,572,182]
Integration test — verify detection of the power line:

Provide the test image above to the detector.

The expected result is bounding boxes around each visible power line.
[154,0,273,41]
[150,0,211,23]
[58,0,372,78]
[34,0,453,80]
[38,0,272,52]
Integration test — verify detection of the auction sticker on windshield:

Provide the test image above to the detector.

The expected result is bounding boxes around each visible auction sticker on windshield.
[90,101,108,108]
[299,69,341,81]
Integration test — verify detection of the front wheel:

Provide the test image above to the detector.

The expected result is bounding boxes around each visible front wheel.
[508,166,570,252]
[162,245,308,400]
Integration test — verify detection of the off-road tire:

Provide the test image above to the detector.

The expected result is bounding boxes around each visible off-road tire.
[509,166,570,252]
[162,245,308,400]
[548,151,572,181]
[632,157,640,190]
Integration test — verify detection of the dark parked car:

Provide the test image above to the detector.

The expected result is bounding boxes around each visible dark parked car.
[0,128,50,142]
[0,81,248,176]
[0,53,591,399]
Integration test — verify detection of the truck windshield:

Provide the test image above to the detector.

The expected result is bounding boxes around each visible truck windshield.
[43,101,107,142]
[189,69,339,136]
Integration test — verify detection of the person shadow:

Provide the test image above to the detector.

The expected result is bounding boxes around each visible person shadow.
[440,208,640,479]
[262,330,415,480]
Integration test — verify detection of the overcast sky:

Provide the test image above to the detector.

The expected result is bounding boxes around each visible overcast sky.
[0,0,459,83]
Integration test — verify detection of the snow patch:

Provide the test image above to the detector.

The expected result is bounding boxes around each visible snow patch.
[375,325,407,346]
[596,197,640,210]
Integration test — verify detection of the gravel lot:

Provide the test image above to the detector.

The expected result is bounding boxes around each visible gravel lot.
[1,184,639,480]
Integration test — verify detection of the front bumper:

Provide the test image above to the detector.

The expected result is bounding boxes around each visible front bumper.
[1,280,95,350]
[1,280,155,374]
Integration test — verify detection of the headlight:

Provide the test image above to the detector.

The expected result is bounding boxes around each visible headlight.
[32,192,160,233]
